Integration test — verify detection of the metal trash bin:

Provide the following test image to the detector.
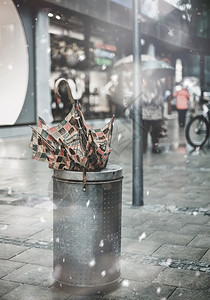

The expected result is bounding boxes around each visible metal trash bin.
[52,164,123,294]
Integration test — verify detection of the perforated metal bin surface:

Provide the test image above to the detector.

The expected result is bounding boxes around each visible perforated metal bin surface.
[52,164,123,293]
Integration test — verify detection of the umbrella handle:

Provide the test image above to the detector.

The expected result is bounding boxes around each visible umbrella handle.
[54,78,75,105]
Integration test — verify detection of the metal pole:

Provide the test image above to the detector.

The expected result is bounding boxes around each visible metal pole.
[132,0,143,206]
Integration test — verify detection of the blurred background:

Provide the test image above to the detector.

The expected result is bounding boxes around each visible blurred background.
[0,0,210,134]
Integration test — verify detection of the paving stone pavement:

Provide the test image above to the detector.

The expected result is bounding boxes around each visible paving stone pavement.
[0,117,210,299]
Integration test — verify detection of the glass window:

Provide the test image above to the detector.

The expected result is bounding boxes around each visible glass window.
[49,11,131,121]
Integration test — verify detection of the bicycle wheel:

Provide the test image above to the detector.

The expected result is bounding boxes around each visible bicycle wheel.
[185,115,209,147]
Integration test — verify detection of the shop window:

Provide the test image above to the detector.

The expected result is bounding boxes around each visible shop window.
[49,12,128,121]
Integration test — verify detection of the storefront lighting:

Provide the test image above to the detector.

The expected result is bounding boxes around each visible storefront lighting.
[48,13,53,18]
[56,15,61,20]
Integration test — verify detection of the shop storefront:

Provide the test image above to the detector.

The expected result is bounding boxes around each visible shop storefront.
[48,9,133,121]
[1,0,210,129]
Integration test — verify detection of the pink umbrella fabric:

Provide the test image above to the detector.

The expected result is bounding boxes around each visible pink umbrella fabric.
[29,79,114,173]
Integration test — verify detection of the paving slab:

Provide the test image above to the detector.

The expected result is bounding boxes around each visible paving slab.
[3,206,43,217]
[121,259,164,282]
[0,259,25,278]
[102,281,175,300]
[178,223,210,235]
[168,287,210,300]
[0,224,43,239]
[0,205,16,213]
[145,230,195,246]
[0,279,20,298]
[141,219,184,233]
[27,229,53,243]
[153,268,210,290]
[188,234,210,248]
[1,283,70,300]
[2,214,39,226]
[122,211,150,227]
[200,249,210,262]
[122,224,155,240]
[10,248,53,267]
[2,264,53,287]
[0,243,28,259]
[151,244,207,261]
[170,213,209,225]
[122,239,162,256]
[121,227,142,239]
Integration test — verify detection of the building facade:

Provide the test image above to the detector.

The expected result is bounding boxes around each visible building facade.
[0,0,210,130]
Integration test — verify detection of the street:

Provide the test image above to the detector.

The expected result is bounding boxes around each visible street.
[0,114,210,299]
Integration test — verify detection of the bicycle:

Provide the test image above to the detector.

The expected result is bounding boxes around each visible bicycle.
[185,102,210,148]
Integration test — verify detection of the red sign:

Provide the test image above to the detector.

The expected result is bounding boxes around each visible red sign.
[96,43,117,52]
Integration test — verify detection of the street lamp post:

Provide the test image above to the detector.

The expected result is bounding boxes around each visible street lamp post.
[132,0,144,206]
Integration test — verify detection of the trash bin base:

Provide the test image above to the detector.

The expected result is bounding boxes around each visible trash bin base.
[53,277,122,295]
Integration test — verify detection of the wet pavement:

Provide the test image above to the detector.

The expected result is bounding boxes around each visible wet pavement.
[0,113,210,299]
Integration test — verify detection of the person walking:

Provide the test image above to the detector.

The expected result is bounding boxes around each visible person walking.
[141,79,164,154]
[174,86,190,127]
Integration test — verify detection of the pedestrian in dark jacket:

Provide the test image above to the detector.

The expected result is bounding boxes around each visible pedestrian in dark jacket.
[142,79,164,153]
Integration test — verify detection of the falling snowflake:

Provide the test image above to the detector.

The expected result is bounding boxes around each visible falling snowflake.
[89,258,96,267]
[122,279,129,287]
[118,134,122,141]
[40,217,46,223]
[139,232,146,242]
[86,200,90,208]
[156,287,161,294]
[193,211,198,216]
[195,271,200,277]
[99,240,104,247]
[146,190,149,196]
[62,258,65,263]
[101,270,106,277]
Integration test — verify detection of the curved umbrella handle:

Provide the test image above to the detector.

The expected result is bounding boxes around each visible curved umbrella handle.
[54,78,75,105]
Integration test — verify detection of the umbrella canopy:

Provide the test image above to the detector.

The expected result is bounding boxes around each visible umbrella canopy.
[29,79,114,174]
[114,54,156,68]
[142,59,174,80]
[114,54,174,79]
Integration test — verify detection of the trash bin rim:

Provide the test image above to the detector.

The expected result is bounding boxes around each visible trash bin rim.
[53,164,123,182]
